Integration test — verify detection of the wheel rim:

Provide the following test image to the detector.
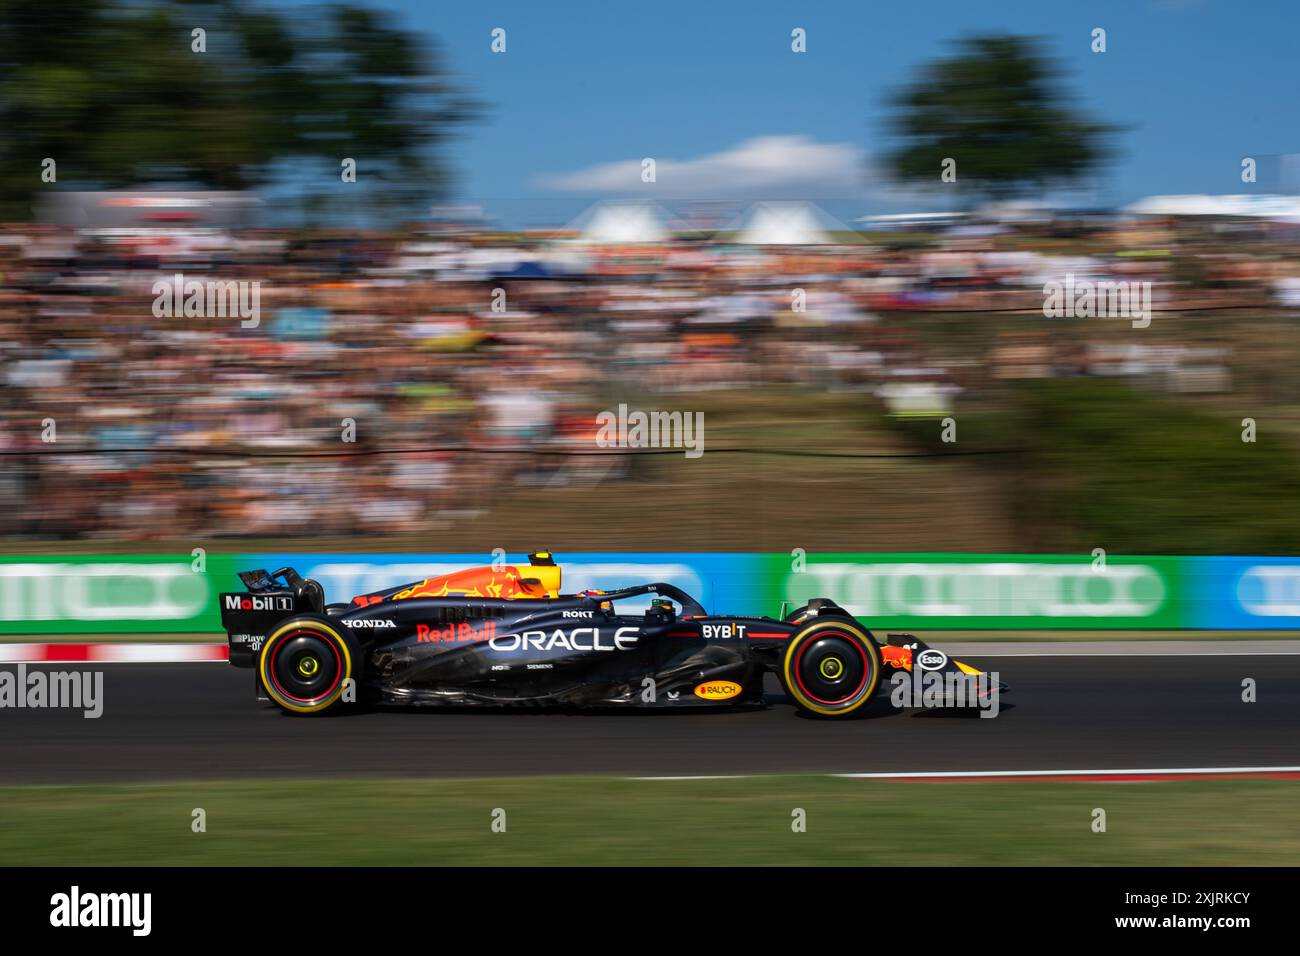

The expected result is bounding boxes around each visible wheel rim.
[794,632,870,706]
[269,631,342,703]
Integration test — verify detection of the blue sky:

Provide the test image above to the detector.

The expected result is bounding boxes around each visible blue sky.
[280,0,1299,224]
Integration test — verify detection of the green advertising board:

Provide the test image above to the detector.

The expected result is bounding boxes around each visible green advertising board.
[0,551,1280,635]
[760,553,1187,629]
[0,554,240,635]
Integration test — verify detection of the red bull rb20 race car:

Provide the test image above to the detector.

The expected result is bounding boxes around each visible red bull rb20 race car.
[220,553,1002,718]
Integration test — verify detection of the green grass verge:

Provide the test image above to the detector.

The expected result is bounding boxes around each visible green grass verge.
[2,776,1295,866]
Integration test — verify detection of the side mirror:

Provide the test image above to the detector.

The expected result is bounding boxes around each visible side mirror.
[644,599,676,627]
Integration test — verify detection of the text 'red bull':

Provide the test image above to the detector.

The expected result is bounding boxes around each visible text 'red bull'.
[416,622,497,644]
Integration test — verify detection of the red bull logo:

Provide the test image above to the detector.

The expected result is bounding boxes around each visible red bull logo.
[880,645,913,670]
[393,566,546,601]
[416,622,497,644]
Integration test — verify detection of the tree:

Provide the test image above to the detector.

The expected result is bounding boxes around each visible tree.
[0,0,481,219]
[883,35,1117,201]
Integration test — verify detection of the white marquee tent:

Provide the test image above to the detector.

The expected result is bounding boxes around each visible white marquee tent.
[569,201,671,243]
[727,202,853,245]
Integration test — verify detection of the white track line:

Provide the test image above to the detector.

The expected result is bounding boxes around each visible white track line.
[834,767,1300,779]
[629,767,1300,782]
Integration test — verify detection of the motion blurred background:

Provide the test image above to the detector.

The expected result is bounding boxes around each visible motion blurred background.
[3,0,1300,556]
[4,4,1300,880]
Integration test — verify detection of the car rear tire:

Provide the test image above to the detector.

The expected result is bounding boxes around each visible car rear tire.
[781,618,881,718]
[258,617,356,715]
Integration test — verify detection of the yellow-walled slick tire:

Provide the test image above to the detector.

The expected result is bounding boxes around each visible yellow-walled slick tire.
[781,618,881,718]
[258,618,354,715]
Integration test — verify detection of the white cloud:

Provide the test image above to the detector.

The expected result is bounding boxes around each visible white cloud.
[536,135,870,198]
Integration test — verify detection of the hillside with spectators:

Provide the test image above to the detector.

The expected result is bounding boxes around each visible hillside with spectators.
[3,208,1300,551]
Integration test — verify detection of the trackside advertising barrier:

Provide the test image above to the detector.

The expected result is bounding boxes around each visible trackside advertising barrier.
[765,553,1185,630]
[0,554,240,635]
[2,553,1300,634]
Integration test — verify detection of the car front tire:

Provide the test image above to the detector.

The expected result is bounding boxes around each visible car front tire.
[781,618,881,718]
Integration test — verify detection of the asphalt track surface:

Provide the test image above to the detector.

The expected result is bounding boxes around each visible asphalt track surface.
[2,653,1299,783]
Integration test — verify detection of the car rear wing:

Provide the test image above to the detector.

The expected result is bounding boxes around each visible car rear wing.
[220,567,324,668]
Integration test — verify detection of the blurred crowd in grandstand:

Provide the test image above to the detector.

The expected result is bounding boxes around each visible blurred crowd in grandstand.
[1,206,1298,540]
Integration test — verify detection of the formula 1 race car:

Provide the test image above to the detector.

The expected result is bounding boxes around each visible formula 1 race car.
[220,552,1001,717]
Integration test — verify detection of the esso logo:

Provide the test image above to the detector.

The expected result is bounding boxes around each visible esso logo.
[917,649,948,671]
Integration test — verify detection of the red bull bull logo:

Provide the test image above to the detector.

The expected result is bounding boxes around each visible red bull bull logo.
[880,644,913,670]
[393,566,548,601]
